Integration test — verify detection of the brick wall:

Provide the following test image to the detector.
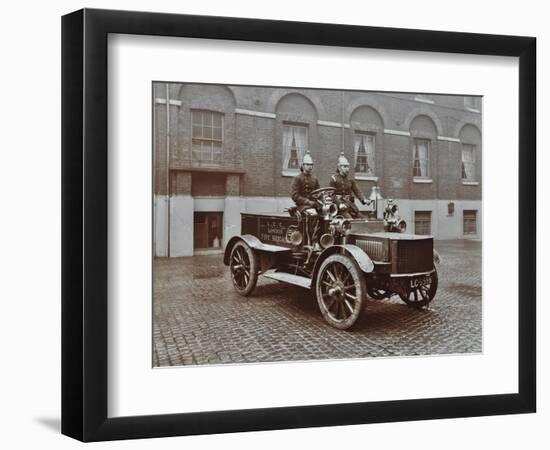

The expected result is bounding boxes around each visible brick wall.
[153,82,482,202]
[237,114,275,196]
[191,173,226,197]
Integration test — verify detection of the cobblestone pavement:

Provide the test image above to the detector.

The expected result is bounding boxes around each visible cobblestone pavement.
[153,240,481,366]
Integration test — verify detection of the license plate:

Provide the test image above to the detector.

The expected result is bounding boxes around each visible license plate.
[411,276,430,288]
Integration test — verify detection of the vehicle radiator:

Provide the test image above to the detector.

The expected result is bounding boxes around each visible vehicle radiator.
[395,238,433,273]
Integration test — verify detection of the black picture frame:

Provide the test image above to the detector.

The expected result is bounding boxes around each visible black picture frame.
[61,8,536,442]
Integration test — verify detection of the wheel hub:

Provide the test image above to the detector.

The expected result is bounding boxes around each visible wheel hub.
[328,281,345,298]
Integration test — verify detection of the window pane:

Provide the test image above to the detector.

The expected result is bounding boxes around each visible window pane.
[213,143,222,161]
[463,210,477,234]
[414,211,432,235]
[192,142,202,160]
[413,160,421,177]
[190,111,224,164]
[192,125,202,138]
[203,111,213,126]
[354,133,375,175]
[461,144,476,180]
[283,124,308,170]
[192,111,203,126]
[413,139,430,177]
[465,97,479,108]
[213,126,222,140]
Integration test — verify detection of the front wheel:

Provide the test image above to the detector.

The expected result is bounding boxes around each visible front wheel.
[399,270,438,308]
[229,241,259,296]
[315,254,366,330]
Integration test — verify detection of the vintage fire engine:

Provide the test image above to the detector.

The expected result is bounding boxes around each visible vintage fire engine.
[224,187,440,330]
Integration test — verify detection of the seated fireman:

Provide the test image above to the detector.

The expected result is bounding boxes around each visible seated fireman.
[290,150,320,216]
[329,152,371,218]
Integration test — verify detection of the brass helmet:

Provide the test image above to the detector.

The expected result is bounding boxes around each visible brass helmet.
[302,150,314,165]
[337,152,350,167]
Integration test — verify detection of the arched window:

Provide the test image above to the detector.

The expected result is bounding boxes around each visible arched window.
[409,115,437,181]
[412,138,430,178]
[353,132,375,175]
[461,143,476,180]
[283,124,308,170]
[349,105,383,178]
[459,124,481,183]
[276,93,317,175]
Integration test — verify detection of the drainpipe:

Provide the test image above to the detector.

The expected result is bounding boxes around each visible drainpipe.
[152,90,156,256]
[341,91,345,152]
[166,83,171,257]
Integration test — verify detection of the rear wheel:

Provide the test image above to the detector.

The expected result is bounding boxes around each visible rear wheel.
[229,241,259,296]
[316,254,366,330]
[399,270,438,308]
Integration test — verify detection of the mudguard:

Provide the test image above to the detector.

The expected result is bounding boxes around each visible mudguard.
[223,235,290,265]
[312,244,374,282]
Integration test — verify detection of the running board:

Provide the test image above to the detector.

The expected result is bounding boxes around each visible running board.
[262,271,312,289]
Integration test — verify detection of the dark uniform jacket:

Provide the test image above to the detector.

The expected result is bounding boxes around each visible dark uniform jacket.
[329,172,366,203]
[291,172,320,212]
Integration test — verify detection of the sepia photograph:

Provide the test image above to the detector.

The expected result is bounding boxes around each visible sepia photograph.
[152,82,482,367]
[54,3,538,444]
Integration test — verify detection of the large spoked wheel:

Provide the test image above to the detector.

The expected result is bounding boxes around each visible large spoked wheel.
[399,269,438,308]
[229,241,259,296]
[316,254,366,330]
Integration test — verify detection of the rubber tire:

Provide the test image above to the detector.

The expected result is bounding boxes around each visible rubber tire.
[315,254,366,330]
[229,240,259,296]
[399,269,438,308]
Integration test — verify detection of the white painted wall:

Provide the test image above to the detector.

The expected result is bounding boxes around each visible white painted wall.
[387,199,482,239]
[156,196,483,256]
[154,195,169,257]
[194,197,225,212]
[169,195,194,257]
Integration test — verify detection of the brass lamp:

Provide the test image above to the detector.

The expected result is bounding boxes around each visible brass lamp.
[368,185,384,219]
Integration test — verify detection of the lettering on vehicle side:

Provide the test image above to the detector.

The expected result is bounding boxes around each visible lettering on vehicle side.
[259,220,290,245]
[260,234,287,244]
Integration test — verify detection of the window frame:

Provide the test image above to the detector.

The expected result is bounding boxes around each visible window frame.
[282,122,309,176]
[463,209,478,236]
[464,96,481,111]
[353,131,376,177]
[412,138,431,180]
[461,143,477,181]
[191,109,225,166]
[414,210,432,235]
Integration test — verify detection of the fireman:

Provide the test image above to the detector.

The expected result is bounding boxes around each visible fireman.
[290,151,320,248]
[329,152,371,218]
[290,150,320,216]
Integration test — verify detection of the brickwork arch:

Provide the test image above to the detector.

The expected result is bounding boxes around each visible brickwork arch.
[275,93,319,122]
[409,114,438,136]
[349,105,385,131]
[267,89,325,119]
[403,107,443,135]
[346,97,389,128]
[456,122,482,141]
[176,84,237,110]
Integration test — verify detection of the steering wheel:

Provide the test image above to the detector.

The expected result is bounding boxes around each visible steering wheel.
[310,187,336,200]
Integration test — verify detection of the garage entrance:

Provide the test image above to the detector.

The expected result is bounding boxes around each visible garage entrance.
[193,212,223,250]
